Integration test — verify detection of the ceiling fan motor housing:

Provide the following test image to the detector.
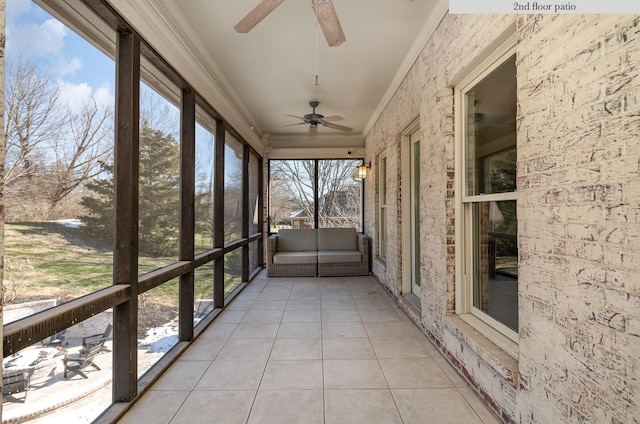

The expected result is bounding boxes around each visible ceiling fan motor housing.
[304,101,323,124]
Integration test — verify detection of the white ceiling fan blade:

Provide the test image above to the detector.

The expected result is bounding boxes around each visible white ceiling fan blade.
[234,0,285,33]
[279,122,308,128]
[322,115,344,122]
[313,0,346,47]
[321,121,352,132]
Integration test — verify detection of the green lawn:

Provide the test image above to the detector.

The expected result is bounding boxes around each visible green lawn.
[4,222,241,306]
[495,256,518,277]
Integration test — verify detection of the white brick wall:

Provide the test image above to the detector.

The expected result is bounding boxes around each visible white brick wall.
[364,13,640,424]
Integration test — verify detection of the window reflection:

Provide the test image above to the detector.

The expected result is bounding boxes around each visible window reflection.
[225,134,243,242]
[195,121,215,253]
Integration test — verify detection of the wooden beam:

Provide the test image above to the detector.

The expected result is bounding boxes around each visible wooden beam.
[258,154,265,268]
[242,144,250,282]
[3,286,129,356]
[113,28,140,403]
[213,121,226,308]
[179,88,196,341]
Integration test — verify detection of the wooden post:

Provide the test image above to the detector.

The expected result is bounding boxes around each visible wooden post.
[113,28,140,403]
[213,121,225,308]
[242,145,250,282]
[179,88,196,340]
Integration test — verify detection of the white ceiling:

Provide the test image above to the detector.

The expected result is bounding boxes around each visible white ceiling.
[113,0,447,149]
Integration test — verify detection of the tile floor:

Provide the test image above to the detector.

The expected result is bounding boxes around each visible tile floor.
[119,273,500,424]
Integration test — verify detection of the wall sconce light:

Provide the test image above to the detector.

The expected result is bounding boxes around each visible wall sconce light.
[358,163,371,179]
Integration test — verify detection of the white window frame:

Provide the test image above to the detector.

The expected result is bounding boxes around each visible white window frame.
[378,153,387,260]
[454,33,519,346]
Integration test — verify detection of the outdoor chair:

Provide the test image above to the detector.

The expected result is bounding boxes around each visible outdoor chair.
[2,368,34,402]
[42,329,67,347]
[81,323,112,354]
[62,343,102,379]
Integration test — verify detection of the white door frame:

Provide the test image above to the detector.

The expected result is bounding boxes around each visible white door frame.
[401,119,421,299]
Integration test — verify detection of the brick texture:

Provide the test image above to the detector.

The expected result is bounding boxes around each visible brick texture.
[364,13,640,424]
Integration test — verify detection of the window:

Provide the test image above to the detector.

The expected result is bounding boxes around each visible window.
[455,36,518,343]
[138,81,181,273]
[269,159,363,232]
[378,154,387,259]
[194,118,215,253]
[224,133,244,242]
[318,159,362,230]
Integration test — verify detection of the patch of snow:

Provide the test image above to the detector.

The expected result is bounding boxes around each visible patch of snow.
[55,218,82,228]
[137,317,204,354]
[138,322,179,353]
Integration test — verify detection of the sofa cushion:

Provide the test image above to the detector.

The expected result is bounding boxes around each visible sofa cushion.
[317,228,357,251]
[276,229,318,252]
[273,251,318,265]
[317,250,362,264]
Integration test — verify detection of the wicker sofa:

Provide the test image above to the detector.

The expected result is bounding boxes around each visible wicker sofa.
[266,228,369,277]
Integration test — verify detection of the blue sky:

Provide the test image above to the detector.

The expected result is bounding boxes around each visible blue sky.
[6,0,115,110]
[6,0,225,180]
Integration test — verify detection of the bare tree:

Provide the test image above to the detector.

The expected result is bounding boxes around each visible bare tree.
[4,61,62,186]
[270,159,361,229]
[4,60,114,220]
[47,98,113,210]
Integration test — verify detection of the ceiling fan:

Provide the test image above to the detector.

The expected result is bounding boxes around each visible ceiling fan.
[234,0,346,47]
[283,101,353,135]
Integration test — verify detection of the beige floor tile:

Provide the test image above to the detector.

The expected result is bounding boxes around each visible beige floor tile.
[325,389,402,424]
[119,390,190,424]
[241,309,284,323]
[434,355,470,387]
[230,322,280,339]
[260,359,323,389]
[268,278,295,286]
[379,358,454,388]
[282,309,322,323]
[288,290,321,300]
[412,331,443,356]
[256,289,291,301]
[323,337,376,359]
[178,339,224,361]
[233,291,259,301]
[198,323,238,340]
[214,310,247,324]
[322,298,357,309]
[349,288,384,299]
[320,288,352,298]
[170,391,255,424]
[251,300,287,310]
[195,360,266,390]
[151,360,211,391]
[285,299,321,311]
[216,338,274,362]
[358,308,403,322]
[363,321,415,338]
[126,275,501,424]
[324,359,387,389]
[370,337,431,359]
[322,309,362,322]
[270,338,322,360]
[248,390,323,424]
[277,322,322,338]
[322,321,367,338]
[224,300,254,310]
[458,387,501,423]
[355,298,396,310]
[392,388,485,424]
